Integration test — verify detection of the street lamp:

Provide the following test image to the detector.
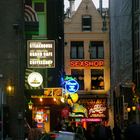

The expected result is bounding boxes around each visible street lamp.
[6,83,15,96]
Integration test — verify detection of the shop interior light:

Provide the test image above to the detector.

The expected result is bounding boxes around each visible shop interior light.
[40,98,43,102]
[61,97,65,103]
[53,98,56,102]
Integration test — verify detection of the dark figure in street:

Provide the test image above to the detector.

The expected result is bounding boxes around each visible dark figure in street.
[94,122,109,140]
[85,124,96,140]
[124,122,140,140]
[113,123,122,140]
[106,126,113,140]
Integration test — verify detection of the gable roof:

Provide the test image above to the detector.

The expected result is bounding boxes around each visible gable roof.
[64,0,103,32]
[65,0,102,21]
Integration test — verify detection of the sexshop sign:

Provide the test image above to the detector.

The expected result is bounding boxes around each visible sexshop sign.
[70,60,104,67]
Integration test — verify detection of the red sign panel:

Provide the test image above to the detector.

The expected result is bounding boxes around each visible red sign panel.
[70,60,104,67]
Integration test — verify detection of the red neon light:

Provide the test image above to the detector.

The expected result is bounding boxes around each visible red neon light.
[70,60,104,67]
[81,118,102,122]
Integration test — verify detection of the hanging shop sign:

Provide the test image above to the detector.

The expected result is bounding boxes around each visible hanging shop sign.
[27,40,55,68]
[65,79,79,93]
[44,88,63,98]
[79,98,108,118]
[33,109,49,128]
[27,72,43,87]
[70,60,104,67]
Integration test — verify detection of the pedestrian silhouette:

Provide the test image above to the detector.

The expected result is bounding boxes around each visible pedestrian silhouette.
[113,123,122,140]
[124,121,140,140]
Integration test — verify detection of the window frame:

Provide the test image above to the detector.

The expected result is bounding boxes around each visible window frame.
[70,41,84,59]
[82,15,92,32]
[71,69,84,90]
[91,69,104,90]
[89,41,104,59]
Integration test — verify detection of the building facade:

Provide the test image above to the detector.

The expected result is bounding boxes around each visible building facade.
[110,0,140,128]
[24,0,64,133]
[0,0,64,139]
[132,0,140,94]
[64,0,112,127]
[0,0,25,139]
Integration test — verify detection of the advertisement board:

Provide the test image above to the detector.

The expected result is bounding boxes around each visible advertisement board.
[27,40,55,68]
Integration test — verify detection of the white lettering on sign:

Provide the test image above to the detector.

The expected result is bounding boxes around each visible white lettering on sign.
[30,52,53,57]
[89,104,106,114]
[30,42,52,48]
[30,60,53,65]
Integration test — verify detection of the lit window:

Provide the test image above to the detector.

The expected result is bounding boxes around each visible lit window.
[91,69,104,90]
[71,69,84,90]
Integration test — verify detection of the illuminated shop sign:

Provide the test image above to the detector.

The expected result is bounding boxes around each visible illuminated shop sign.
[34,109,49,128]
[79,98,108,118]
[44,88,63,97]
[81,118,102,122]
[27,40,55,68]
[27,72,43,87]
[88,104,106,118]
[70,60,104,67]
[65,79,79,93]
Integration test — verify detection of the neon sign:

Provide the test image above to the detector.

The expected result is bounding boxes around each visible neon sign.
[65,79,79,93]
[70,60,104,67]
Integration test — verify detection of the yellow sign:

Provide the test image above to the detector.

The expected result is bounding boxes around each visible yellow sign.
[44,88,63,98]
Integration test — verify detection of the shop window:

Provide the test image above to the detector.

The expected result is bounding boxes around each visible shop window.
[82,15,92,32]
[91,69,104,90]
[70,41,84,59]
[89,41,104,59]
[71,69,84,90]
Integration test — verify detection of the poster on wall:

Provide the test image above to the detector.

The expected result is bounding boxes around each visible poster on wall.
[27,40,55,68]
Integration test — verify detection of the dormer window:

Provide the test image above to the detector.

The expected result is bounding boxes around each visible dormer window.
[82,15,92,32]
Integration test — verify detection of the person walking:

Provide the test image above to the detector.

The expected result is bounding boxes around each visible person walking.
[85,124,96,140]
[113,123,122,140]
[76,122,86,140]
[124,121,140,140]
[94,122,109,140]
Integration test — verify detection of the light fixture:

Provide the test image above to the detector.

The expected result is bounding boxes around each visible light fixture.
[127,107,131,112]
[39,98,43,102]
[6,85,15,96]
[28,100,33,110]
[132,106,136,111]
[61,97,65,103]
[53,98,56,102]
